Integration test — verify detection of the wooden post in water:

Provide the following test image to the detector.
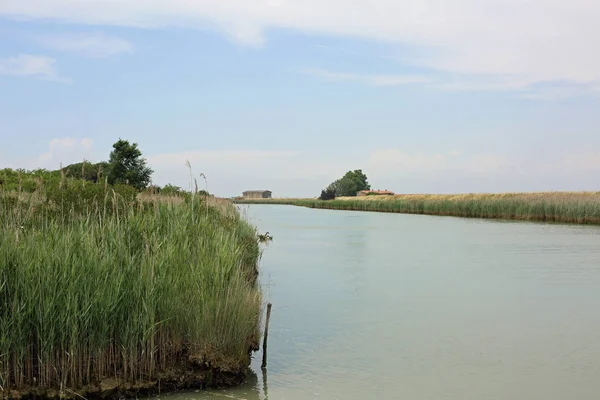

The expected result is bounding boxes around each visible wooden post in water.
[261,303,272,370]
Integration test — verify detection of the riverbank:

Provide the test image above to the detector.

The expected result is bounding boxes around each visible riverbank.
[234,192,600,224]
[1,181,263,399]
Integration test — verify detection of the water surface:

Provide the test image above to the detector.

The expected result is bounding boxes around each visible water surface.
[155,205,600,400]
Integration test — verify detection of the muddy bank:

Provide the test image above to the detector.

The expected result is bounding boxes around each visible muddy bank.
[4,355,257,400]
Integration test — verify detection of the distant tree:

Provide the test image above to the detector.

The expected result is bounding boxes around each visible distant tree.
[146,185,161,194]
[63,161,108,183]
[344,169,370,193]
[320,169,371,198]
[335,176,359,197]
[319,187,336,200]
[161,183,183,196]
[106,139,153,190]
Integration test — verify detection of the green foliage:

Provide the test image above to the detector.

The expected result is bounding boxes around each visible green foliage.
[319,187,336,200]
[1,138,152,194]
[160,183,188,197]
[0,167,138,218]
[106,139,153,190]
[366,191,393,196]
[322,169,370,197]
[344,169,370,193]
[0,188,262,393]
[45,179,138,217]
[0,168,61,192]
[62,161,108,182]
[161,183,182,194]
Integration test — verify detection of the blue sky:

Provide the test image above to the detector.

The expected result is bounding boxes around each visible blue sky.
[1,0,599,197]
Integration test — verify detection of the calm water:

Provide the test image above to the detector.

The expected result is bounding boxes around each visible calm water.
[154,205,600,400]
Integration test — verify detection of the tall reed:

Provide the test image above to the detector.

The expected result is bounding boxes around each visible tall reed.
[235,192,600,224]
[0,182,262,394]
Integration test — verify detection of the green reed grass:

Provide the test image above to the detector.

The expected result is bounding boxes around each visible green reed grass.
[0,184,262,393]
[235,192,600,224]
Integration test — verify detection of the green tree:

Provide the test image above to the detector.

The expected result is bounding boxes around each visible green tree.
[63,161,108,183]
[106,139,153,190]
[321,169,371,197]
[344,169,370,193]
[161,183,183,195]
[319,187,336,200]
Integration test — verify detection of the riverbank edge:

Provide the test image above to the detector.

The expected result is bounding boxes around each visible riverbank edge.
[5,360,254,400]
[233,193,600,225]
[1,194,264,400]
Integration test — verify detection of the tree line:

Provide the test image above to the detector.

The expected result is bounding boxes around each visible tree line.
[63,139,154,190]
[0,139,188,194]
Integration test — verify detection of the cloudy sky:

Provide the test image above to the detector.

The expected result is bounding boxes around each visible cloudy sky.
[1,0,599,197]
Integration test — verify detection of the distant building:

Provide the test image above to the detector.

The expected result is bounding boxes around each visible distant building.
[243,190,272,199]
[357,190,395,196]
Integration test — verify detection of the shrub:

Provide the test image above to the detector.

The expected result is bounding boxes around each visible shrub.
[319,188,336,200]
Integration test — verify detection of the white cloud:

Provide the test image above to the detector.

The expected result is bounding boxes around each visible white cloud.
[429,75,536,92]
[0,54,68,82]
[36,33,134,58]
[37,137,96,169]
[1,0,599,94]
[297,68,430,86]
[298,68,600,99]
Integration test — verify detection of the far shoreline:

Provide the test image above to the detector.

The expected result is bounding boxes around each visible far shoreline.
[233,191,600,225]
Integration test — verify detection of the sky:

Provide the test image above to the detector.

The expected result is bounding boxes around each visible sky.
[1,0,600,197]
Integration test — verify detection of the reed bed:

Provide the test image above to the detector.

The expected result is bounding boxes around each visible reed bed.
[235,192,600,224]
[0,183,262,396]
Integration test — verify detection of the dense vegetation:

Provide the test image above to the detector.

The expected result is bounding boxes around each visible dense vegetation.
[319,169,370,199]
[0,179,262,396]
[0,141,256,398]
[0,139,188,198]
[235,192,600,224]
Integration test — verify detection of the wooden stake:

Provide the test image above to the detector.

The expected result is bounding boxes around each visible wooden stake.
[261,303,272,370]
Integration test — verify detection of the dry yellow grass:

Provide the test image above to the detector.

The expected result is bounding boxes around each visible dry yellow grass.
[338,191,600,202]
[234,192,600,224]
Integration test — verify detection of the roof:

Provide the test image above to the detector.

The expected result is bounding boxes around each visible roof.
[243,190,272,193]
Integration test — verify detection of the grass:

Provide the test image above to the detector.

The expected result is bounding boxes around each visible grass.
[0,180,263,395]
[234,192,600,224]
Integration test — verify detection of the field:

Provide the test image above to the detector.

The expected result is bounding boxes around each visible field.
[234,192,600,224]
[0,179,263,399]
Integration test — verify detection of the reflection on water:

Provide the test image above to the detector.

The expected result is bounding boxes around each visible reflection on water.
[151,368,267,400]
[151,205,600,400]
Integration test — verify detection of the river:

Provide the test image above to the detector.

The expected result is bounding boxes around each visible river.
[154,204,600,400]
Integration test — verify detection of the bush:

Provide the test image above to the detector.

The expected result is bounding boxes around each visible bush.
[44,180,138,217]
[162,183,185,196]
[319,188,336,200]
